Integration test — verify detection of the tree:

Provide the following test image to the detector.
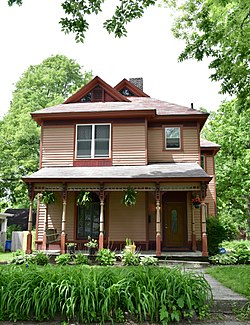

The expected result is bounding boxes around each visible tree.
[0,54,92,209]
[168,0,250,108]
[202,99,250,229]
[8,0,250,107]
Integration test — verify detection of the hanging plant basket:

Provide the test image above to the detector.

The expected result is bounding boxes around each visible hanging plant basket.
[192,193,201,209]
[122,187,137,207]
[77,191,92,207]
[40,191,56,205]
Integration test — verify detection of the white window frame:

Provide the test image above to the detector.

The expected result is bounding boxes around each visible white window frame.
[164,126,181,150]
[75,123,111,159]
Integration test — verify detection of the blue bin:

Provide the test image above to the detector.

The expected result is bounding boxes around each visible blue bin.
[5,240,12,251]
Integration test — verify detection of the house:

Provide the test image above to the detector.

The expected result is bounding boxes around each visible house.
[4,208,36,230]
[22,76,220,256]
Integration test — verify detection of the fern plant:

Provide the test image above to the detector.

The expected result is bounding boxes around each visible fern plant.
[77,191,92,207]
[122,187,137,207]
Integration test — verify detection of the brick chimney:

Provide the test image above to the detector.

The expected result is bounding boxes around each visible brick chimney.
[129,77,143,91]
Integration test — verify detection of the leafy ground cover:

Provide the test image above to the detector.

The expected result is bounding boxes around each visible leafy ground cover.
[0,252,14,262]
[206,265,250,299]
[0,265,212,324]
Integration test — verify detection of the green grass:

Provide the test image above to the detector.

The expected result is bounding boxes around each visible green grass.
[206,265,250,299]
[0,265,212,323]
[0,252,14,262]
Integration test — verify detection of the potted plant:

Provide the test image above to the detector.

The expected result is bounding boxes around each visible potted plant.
[77,191,92,207]
[66,242,76,254]
[84,236,98,255]
[192,193,201,208]
[122,187,137,207]
[125,238,136,253]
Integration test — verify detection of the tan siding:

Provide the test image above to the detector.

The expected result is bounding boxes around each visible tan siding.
[109,192,146,241]
[148,127,199,162]
[112,124,146,165]
[205,156,216,215]
[187,193,192,241]
[194,208,201,240]
[65,192,75,240]
[206,156,214,175]
[47,192,62,232]
[37,203,46,241]
[148,192,156,241]
[42,126,74,167]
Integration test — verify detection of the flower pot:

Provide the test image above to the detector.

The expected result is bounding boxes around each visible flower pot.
[67,246,75,254]
[194,204,200,209]
[89,247,97,256]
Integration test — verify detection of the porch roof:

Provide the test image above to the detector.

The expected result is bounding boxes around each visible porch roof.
[23,163,211,183]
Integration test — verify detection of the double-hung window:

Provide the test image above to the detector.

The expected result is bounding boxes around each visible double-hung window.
[165,127,181,149]
[76,124,110,158]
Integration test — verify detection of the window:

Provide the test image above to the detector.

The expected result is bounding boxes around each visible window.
[77,193,104,239]
[76,124,110,159]
[201,155,206,170]
[165,127,181,149]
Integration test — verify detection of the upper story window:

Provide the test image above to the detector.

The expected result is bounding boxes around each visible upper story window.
[76,124,111,159]
[201,155,206,170]
[120,87,135,96]
[165,127,181,149]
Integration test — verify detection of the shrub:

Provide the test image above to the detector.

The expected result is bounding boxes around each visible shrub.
[33,251,49,265]
[74,253,88,265]
[96,248,116,266]
[140,256,159,266]
[209,241,250,265]
[206,216,235,256]
[122,251,140,266]
[10,251,49,266]
[6,224,21,240]
[55,254,71,265]
[0,265,212,323]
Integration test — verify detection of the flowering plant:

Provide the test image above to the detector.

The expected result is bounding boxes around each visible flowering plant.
[192,194,201,205]
[84,236,98,248]
[66,242,77,248]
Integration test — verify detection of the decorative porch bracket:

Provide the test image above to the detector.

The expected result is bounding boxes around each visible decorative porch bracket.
[60,183,67,254]
[26,183,34,254]
[99,184,105,250]
[155,183,161,257]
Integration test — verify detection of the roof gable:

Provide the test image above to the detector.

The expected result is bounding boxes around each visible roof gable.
[64,76,130,104]
[114,78,150,97]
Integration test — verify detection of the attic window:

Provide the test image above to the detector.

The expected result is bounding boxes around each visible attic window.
[80,92,92,102]
[120,87,135,97]
[79,85,104,102]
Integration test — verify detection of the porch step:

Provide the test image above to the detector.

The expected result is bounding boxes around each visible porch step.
[159,259,210,269]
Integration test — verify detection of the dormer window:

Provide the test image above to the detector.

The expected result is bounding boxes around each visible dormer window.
[120,87,135,96]
[76,124,111,159]
[79,85,104,102]
[165,127,181,149]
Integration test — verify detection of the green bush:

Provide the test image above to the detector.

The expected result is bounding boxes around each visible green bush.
[206,216,235,256]
[74,253,88,265]
[55,254,71,265]
[10,251,49,266]
[33,251,49,265]
[209,241,250,265]
[122,251,140,266]
[140,256,159,266]
[6,224,21,240]
[0,265,212,323]
[96,248,116,266]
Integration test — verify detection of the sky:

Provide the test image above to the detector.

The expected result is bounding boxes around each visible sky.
[0,0,228,118]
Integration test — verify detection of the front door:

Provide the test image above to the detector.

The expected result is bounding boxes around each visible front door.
[163,200,187,248]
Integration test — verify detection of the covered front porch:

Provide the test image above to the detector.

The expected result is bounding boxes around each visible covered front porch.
[23,163,211,257]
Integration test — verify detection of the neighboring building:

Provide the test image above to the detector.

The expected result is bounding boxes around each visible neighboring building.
[4,208,36,230]
[23,76,220,256]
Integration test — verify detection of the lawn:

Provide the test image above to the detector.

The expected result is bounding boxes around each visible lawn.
[206,265,250,299]
[0,251,14,262]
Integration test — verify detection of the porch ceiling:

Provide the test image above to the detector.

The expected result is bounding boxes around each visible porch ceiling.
[23,163,211,183]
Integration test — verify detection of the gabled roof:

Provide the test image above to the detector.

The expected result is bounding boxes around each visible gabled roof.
[114,78,150,97]
[64,76,130,103]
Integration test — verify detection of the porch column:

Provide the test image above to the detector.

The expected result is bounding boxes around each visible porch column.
[155,184,161,257]
[191,204,197,251]
[26,183,34,254]
[99,188,105,250]
[201,202,208,257]
[60,185,67,254]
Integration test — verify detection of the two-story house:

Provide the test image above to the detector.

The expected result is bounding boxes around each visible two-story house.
[23,76,220,257]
